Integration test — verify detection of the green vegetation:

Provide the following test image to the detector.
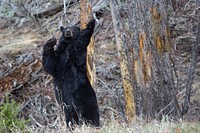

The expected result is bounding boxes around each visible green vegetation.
[0,97,30,132]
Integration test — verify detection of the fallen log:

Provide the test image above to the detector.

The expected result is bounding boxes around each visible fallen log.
[32,0,78,18]
[0,52,42,93]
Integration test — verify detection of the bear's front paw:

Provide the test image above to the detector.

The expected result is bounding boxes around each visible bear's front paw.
[87,19,95,29]
[45,37,57,47]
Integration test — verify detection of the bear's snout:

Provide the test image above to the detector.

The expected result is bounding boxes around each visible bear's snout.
[65,30,73,38]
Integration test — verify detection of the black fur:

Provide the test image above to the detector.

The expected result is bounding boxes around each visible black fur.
[42,19,99,127]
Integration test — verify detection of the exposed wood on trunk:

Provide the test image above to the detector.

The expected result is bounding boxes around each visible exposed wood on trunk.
[151,7,171,54]
[151,7,164,55]
[80,0,96,87]
[151,6,181,117]
[134,32,152,85]
[127,0,180,119]
[110,0,136,122]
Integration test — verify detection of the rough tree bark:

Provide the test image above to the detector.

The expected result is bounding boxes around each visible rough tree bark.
[80,0,96,87]
[110,0,136,122]
[127,0,180,119]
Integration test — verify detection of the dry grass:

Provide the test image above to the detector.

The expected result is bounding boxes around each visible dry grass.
[16,118,200,133]
[0,27,41,58]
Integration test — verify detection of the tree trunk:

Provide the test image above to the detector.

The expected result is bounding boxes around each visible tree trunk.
[182,21,200,117]
[127,0,180,119]
[110,0,136,122]
[80,0,96,87]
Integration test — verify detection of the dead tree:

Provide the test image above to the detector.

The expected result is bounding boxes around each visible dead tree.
[127,0,180,119]
[80,0,96,87]
[110,0,136,122]
[182,21,200,117]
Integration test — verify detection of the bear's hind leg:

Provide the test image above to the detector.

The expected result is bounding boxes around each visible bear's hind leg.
[64,105,80,128]
[80,107,100,127]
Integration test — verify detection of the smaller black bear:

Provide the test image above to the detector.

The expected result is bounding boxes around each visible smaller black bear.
[42,19,99,127]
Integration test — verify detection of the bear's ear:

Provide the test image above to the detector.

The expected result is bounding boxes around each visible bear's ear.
[60,26,65,33]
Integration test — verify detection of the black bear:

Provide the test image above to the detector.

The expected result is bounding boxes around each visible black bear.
[42,19,99,127]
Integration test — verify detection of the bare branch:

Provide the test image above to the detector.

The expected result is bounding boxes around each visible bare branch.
[181,22,200,117]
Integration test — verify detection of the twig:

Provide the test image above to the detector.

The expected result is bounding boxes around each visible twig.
[92,0,109,13]
[156,100,173,116]
[30,114,45,128]
[48,116,59,127]
[105,22,113,33]
[101,106,118,114]
[174,15,199,22]
[96,77,110,90]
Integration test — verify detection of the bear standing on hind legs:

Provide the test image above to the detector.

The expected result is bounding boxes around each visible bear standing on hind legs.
[42,19,100,127]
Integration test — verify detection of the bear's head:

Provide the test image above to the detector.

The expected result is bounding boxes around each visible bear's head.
[60,26,80,40]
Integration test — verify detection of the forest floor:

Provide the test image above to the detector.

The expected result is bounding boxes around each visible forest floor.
[0,1,200,133]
